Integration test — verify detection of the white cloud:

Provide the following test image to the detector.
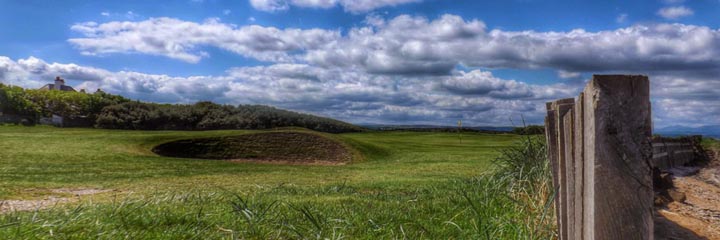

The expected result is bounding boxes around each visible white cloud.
[69,17,339,63]
[0,56,580,126]
[616,13,628,23]
[125,11,139,20]
[249,0,420,13]
[307,14,720,75]
[58,14,720,127]
[70,15,720,75]
[339,0,420,13]
[290,0,337,9]
[439,70,580,103]
[223,9,232,15]
[557,70,581,79]
[662,0,685,4]
[657,6,694,19]
[654,99,720,128]
[249,0,289,12]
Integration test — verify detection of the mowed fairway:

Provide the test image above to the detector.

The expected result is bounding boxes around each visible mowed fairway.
[0,126,522,239]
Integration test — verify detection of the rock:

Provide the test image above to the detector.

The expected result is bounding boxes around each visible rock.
[668,189,687,203]
[653,168,673,191]
[653,168,674,190]
[655,194,671,206]
[660,173,674,189]
[668,166,700,177]
[655,189,686,205]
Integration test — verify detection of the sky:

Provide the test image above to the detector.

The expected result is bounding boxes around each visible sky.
[0,0,718,127]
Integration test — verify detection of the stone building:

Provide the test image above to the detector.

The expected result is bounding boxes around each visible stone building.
[39,76,76,92]
[38,76,81,126]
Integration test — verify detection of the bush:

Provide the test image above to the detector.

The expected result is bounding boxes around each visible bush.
[0,83,42,122]
[513,125,545,135]
[95,101,363,133]
[0,83,129,125]
[1,84,361,133]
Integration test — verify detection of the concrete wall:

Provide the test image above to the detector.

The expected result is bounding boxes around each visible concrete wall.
[651,135,703,170]
[545,75,654,240]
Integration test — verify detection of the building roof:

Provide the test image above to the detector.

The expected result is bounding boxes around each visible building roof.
[39,84,76,92]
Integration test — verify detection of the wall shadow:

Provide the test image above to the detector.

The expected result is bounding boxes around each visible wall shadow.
[654,210,708,240]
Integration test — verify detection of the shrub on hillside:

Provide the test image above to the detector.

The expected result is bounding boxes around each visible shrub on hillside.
[0,83,129,125]
[1,84,361,133]
[95,101,363,133]
[0,83,42,121]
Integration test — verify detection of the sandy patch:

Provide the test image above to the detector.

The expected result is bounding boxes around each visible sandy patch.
[153,132,353,165]
[228,158,347,166]
[655,150,720,239]
[0,188,112,213]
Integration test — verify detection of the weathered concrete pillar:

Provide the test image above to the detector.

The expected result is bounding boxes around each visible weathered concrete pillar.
[547,98,574,240]
[573,93,585,240]
[562,108,575,239]
[582,75,653,240]
[545,106,560,236]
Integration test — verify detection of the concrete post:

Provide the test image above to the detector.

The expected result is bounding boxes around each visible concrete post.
[545,107,560,237]
[582,75,653,240]
[573,93,585,240]
[547,98,574,240]
[562,108,575,239]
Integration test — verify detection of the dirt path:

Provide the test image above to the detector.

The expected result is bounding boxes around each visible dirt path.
[655,149,720,240]
[0,188,111,213]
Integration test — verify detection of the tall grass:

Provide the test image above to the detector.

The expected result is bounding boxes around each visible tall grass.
[457,134,556,239]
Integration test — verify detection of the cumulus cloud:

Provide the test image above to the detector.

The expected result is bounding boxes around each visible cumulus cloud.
[654,99,720,128]
[69,17,339,63]
[0,56,109,87]
[249,0,289,12]
[70,15,720,77]
[249,0,420,13]
[0,56,577,126]
[309,14,720,75]
[57,14,720,126]
[657,6,694,19]
[440,70,576,100]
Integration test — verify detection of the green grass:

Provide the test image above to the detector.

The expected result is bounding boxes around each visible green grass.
[0,126,553,239]
[702,137,719,150]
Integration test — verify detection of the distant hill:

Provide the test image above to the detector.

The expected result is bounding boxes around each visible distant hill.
[655,125,720,139]
[0,83,363,133]
[96,101,365,133]
[361,124,515,133]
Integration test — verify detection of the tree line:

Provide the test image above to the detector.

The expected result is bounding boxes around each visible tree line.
[0,83,363,133]
[512,125,545,135]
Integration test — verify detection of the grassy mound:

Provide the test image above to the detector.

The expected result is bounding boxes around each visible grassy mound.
[152,131,352,164]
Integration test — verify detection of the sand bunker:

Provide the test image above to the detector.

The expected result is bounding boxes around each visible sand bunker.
[152,132,352,165]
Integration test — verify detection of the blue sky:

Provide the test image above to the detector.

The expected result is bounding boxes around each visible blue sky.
[0,0,719,127]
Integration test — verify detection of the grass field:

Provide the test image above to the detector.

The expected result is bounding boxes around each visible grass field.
[0,126,554,239]
[703,137,719,150]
